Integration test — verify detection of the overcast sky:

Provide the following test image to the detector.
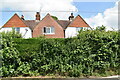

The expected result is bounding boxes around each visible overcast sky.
[0,0,119,30]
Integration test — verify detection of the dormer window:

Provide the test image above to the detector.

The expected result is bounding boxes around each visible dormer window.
[43,27,55,34]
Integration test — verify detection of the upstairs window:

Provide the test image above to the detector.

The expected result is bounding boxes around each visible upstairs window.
[43,27,55,34]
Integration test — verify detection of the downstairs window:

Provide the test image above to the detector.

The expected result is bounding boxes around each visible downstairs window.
[14,27,20,33]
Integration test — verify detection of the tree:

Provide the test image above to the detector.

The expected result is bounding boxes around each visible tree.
[51,16,58,20]
[96,25,106,31]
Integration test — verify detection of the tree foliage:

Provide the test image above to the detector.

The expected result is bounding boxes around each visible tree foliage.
[96,25,106,31]
[51,16,58,20]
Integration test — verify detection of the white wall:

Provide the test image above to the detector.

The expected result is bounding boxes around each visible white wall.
[65,27,90,38]
[0,27,12,32]
[0,27,32,38]
[65,27,78,38]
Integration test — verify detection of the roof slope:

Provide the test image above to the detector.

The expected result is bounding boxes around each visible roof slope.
[3,13,27,27]
[57,20,71,30]
[68,15,90,27]
[23,20,39,30]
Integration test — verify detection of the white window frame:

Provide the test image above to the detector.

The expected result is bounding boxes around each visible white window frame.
[43,26,55,34]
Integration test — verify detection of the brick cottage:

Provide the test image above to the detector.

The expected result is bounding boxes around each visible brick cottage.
[1,12,91,38]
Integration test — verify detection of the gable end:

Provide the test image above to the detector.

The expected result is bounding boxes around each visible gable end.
[2,13,28,28]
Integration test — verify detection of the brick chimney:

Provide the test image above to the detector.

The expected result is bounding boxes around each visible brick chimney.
[21,15,25,20]
[36,12,40,21]
[68,13,74,21]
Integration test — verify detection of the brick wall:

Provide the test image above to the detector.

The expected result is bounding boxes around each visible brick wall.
[33,14,64,38]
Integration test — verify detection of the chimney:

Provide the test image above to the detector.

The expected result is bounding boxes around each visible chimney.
[68,13,74,21]
[21,15,25,20]
[36,12,40,21]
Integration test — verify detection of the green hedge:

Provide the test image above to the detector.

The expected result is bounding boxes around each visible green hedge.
[0,30,119,77]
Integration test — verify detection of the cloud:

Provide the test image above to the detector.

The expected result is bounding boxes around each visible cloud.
[73,0,118,2]
[85,2,118,31]
[1,0,118,31]
[1,0,77,20]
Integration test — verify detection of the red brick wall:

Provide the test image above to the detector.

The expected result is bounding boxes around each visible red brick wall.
[33,14,64,38]
[3,14,27,27]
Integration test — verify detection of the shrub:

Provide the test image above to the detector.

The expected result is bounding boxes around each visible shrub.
[1,29,119,77]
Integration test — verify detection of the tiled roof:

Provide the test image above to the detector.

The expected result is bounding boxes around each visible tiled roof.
[3,13,91,30]
[57,20,71,30]
[23,20,39,30]
[24,20,71,30]
[5,13,90,30]
[68,15,90,27]
[24,15,90,30]
[3,14,27,27]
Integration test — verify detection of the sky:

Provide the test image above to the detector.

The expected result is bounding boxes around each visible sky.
[0,0,119,30]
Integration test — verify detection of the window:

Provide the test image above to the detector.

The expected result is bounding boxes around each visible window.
[43,27,55,34]
[76,27,83,32]
[14,27,20,33]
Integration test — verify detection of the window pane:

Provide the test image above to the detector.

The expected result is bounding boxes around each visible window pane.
[15,27,20,32]
[46,27,50,33]
[51,27,54,33]
[76,27,83,32]
[43,27,54,34]
[44,27,46,33]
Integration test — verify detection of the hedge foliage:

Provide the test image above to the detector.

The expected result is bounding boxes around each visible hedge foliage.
[0,30,120,77]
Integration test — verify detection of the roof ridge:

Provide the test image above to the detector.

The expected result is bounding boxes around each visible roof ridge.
[57,20,70,21]
[25,20,36,21]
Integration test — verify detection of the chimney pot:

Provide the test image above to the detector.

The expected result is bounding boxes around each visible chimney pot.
[21,15,25,20]
[36,12,40,21]
[69,13,74,21]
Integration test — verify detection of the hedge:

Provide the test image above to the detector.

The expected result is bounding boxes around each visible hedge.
[0,30,119,77]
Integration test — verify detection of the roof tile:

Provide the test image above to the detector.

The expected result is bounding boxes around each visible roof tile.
[23,20,39,30]
[57,20,71,29]
[68,15,90,27]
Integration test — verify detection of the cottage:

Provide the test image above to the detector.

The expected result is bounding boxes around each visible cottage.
[1,12,91,38]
